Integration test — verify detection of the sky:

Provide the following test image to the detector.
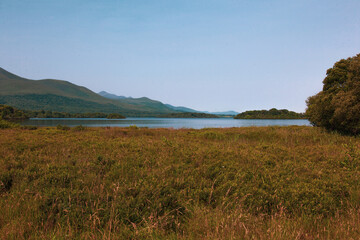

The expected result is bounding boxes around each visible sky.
[0,0,359,112]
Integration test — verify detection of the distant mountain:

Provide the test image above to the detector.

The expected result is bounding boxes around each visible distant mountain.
[98,91,204,113]
[203,111,239,116]
[99,91,184,114]
[0,67,238,117]
[98,91,129,100]
[164,104,199,113]
[0,67,178,116]
[100,90,239,116]
[99,91,199,113]
[0,68,107,102]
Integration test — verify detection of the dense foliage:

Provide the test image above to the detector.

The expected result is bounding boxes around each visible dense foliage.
[306,54,360,134]
[0,119,19,129]
[0,104,28,120]
[0,94,181,117]
[0,103,126,119]
[1,126,360,239]
[234,108,305,119]
[25,110,125,119]
[107,113,126,119]
[158,112,219,118]
[0,94,128,114]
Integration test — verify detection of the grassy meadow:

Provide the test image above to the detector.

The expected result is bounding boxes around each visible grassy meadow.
[1,125,360,239]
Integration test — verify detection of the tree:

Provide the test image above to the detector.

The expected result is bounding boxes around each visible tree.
[306,54,360,134]
[0,104,28,120]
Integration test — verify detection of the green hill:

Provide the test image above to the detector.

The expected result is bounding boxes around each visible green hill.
[164,104,199,113]
[0,67,178,117]
[99,91,198,114]
[0,68,107,102]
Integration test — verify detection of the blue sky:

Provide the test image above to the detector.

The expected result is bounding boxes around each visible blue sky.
[1,0,359,112]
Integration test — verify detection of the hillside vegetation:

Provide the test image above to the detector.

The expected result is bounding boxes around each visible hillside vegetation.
[0,104,126,119]
[1,126,360,239]
[0,67,178,117]
[234,108,305,119]
[106,113,126,119]
[26,110,126,119]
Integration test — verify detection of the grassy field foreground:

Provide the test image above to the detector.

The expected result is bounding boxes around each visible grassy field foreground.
[1,126,360,239]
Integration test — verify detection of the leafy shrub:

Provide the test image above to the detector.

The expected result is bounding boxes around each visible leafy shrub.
[200,131,225,140]
[0,171,13,193]
[128,125,139,130]
[56,124,70,130]
[21,125,38,130]
[306,54,360,134]
[0,119,19,129]
[72,125,86,131]
[0,104,28,120]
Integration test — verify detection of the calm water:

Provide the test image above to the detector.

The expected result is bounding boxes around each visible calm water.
[21,118,311,129]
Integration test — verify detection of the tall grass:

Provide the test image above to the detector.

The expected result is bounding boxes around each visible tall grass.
[0,126,359,239]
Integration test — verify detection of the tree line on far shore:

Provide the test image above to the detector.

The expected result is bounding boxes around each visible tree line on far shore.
[0,105,126,120]
[234,108,305,119]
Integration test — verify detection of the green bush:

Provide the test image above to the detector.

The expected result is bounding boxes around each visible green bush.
[0,104,28,120]
[0,119,19,129]
[56,124,70,130]
[21,125,38,130]
[306,54,360,134]
[0,171,13,193]
[72,125,86,131]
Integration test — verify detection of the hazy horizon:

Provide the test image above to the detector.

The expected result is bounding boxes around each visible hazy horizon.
[1,0,359,112]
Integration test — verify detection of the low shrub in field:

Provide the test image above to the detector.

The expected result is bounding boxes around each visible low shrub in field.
[200,130,225,140]
[21,125,38,130]
[0,119,19,129]
[128,124,139,130]
[0,171,13,193]
[56,124,70,130]
[72,125,86,131]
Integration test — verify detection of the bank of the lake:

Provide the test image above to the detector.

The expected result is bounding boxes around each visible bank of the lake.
[1,126,359,239]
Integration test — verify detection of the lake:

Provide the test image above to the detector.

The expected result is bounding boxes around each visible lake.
[20,118,311,129]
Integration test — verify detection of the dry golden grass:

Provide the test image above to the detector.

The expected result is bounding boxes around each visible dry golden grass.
[0,126,359,239]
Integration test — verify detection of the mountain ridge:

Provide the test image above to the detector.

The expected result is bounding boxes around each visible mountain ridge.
[100,91,238,115]
[0,67,238,117]
[98,91,129,100]
[0,67,179,116]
